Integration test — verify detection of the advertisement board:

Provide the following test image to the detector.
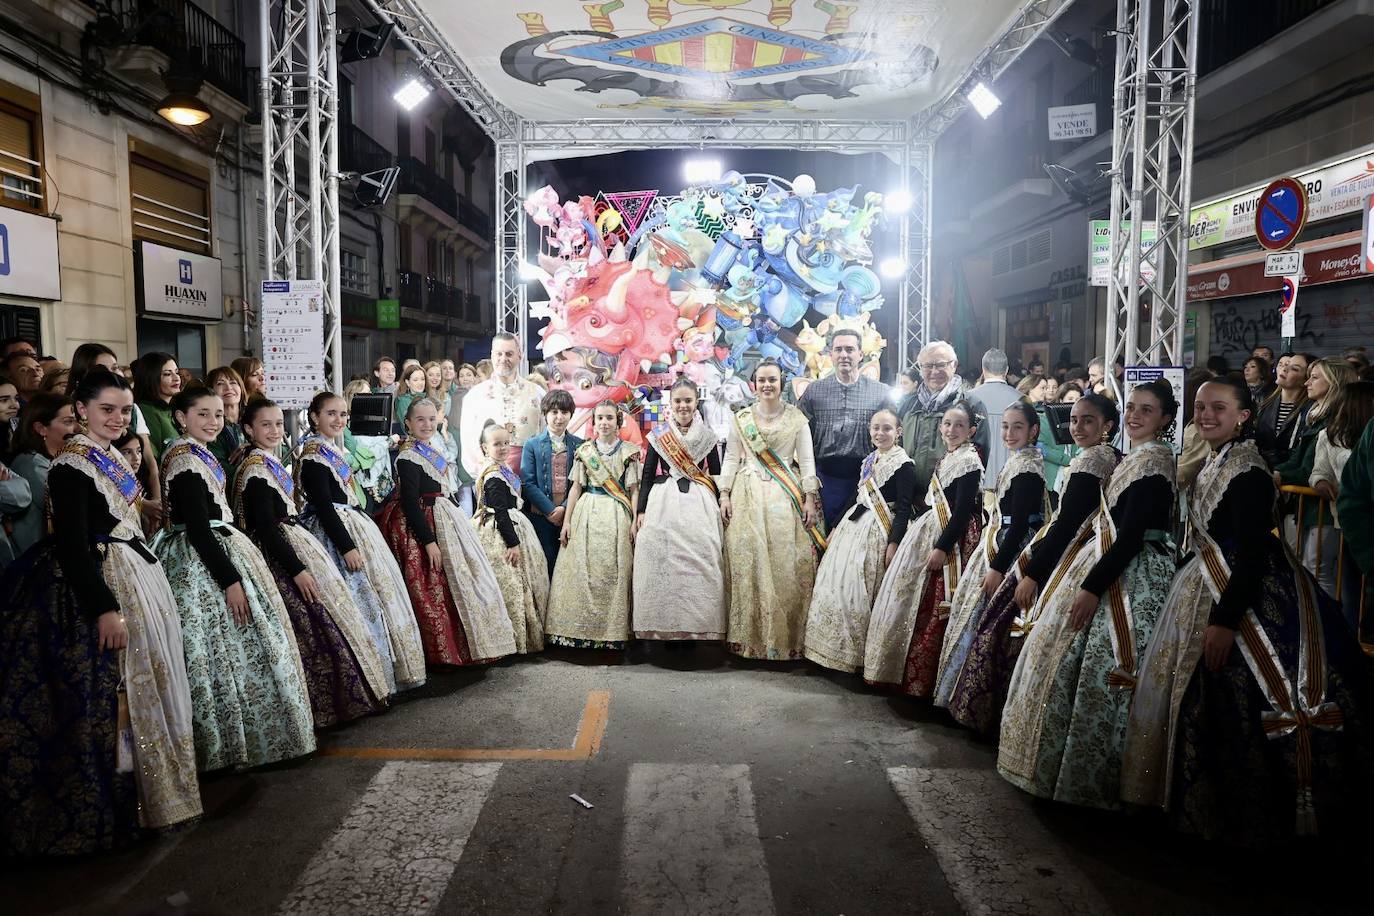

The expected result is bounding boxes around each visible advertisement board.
[1048,103,1096,141]
[1188,148,1374,250]
[136,241,222,321]
[261,280,325,409]
[0,208,61,300]
[1089,220,1157,287]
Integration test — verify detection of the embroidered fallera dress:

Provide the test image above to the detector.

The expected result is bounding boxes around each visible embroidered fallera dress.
[632,414,727,641]
[1,435,202,856]
[720,404,823,660]
[1122,438,1374,842]
[803,447,916,673]
[296,434,427,691]
[153,437,315,771]
[233,447,391,727]
[946,443,1119,734]
[998,439,1176,808]
[935,446,1046,707]
[865,442,983,695]
[376,437,516,665]
[476,458,550,653]
[545,439,639,649]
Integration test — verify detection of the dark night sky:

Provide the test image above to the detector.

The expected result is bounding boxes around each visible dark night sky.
[523,147,908,378]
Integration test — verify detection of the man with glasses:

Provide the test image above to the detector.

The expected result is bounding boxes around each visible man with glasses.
[798,329,892,529]
[897,340,986,496]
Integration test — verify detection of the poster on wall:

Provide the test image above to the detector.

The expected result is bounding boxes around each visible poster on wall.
[0,209,60,300]
[261,279,324,409]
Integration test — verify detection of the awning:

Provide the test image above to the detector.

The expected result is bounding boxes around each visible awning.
[1186,231,1367,301]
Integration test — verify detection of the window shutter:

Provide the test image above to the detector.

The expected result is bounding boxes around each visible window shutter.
[0,106,40,210]
[130,156,210,254]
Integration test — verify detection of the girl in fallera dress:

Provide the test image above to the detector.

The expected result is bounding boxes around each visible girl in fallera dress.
[297,392,427,692]
[719,359,823,660]
[804,409,917,673]
[632,379,727,643]
[475,422,550,653]
[935,403,1047,707]
[0,369,201,856]
[376,398,515,666]
[545,400,640,649]
[234,400,392,727]
[153,387,315,771]
[865,401,984,696]
[1123,378,1374,843]
[998,381,1178,809]
[947,394,1120,734]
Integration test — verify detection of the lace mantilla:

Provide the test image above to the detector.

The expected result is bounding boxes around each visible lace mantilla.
[1192,438,1269,528]
[161,437,233,520]
[996,447,1045,501]
[1065,442,1119,484]
[855,447,913,509]
[396,440,452,494]
[1106,440,1176,508]
[649,414,717,475]
[54,434,143,541]
[233,448,297,526]
[936,442,983,486]
[295,437,358,510]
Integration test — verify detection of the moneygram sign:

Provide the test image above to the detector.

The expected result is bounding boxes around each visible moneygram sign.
[1189,149,1374,250]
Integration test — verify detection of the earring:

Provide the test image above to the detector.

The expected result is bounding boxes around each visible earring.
[1100,429,1111,444]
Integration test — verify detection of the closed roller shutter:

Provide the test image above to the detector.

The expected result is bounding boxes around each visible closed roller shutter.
[0,104,40,210]
[130,155,210,254]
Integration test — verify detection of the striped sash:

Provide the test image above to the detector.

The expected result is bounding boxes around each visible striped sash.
[576,441,634,519]
[735,409,826,552]
[651,425,717,496]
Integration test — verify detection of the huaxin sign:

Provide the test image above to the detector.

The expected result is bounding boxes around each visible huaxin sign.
[135,241,222,321]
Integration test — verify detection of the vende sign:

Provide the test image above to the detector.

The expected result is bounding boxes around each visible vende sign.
[1187,241,1365,301]
[1049,103,1096,141]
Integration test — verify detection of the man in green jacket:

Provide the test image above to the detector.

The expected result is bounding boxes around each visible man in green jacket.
[896,340,987,497]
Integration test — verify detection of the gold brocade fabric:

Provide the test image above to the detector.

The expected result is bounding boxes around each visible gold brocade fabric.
[475,460,549,653]
[724,406,819,659]
[546,445,638,645]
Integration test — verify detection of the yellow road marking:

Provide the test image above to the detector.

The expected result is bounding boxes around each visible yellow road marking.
[318,690,611,762]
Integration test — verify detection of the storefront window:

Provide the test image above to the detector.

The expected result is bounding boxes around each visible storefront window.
[136,317,205,380]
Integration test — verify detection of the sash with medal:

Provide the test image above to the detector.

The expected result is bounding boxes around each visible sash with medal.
[296,437,354,508]
[575,441,635,519]
[66,441,142,506]
[734,408,826,552]
[925,468,962,616]
[650,423,717,497]
[407,437,447,475]
[860,451,894,536]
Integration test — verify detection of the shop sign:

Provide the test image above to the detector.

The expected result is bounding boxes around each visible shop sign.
[1048,104,1096,141]
[1188,148,1374,250]
[1187,241,1365,301]
[1089,220,1157,287]
[0,208,61,300]
[377,298,400,329]
[136,241,222,321]
[1363,195,1374,274]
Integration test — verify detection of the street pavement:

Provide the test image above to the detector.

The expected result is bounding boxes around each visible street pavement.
[7,645,1366,916]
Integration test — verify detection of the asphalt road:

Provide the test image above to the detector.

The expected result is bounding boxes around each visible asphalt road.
[8,645,1366,916]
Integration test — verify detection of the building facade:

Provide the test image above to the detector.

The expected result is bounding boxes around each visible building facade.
[934,0,1374,372]
[0,0,495,381]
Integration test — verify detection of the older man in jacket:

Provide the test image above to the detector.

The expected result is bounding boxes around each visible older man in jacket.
[897,340,988,499]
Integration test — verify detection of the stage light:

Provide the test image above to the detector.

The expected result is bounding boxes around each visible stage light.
[884,189,912,214]
[684,158,722,184]
[519,260,542,281]
[393,77,431,111]
[879,257,907,279]
[966,81,1001,119]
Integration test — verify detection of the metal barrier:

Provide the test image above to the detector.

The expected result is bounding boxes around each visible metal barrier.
[1280,484,1371,655]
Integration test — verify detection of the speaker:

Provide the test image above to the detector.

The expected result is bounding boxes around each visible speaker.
[349,393,393,437]
[1043,402,1075,445]
[339,23,395,63]
[354,167,399,209]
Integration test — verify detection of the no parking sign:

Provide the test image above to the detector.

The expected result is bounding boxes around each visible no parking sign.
[1254,177,1307,251]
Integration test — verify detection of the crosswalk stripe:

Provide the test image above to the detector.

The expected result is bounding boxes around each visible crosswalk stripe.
[887,767,1114,916]
[276,761,502,916]
[622,763,776,916]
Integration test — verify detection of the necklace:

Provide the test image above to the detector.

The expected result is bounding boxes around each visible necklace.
[754,400,785,422]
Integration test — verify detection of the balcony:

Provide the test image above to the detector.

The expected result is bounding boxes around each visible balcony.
[396,156,458,234]
[398,270,424,313]
[457,194,492,243]
[93,0,251,106]
[465,293,482,325]
[340,290,375,329]
[340,124,393,176]
[1198,0,1341,76]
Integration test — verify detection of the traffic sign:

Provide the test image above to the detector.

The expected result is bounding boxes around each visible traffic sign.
[1280,274,1300,339]
[1254,177,1307,251]
[1264,250,1302,277]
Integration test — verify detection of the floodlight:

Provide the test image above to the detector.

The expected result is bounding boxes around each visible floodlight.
[879,257,907,279]
[883,189,912,214]
[684,158,722,184]
[393,77,431,111]
[966,82,1001,119]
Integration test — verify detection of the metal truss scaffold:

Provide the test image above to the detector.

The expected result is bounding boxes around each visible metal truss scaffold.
[1105,0,1199,372]
[259,0,342,390]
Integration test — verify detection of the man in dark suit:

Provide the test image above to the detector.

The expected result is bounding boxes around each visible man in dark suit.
[521,388,583,576]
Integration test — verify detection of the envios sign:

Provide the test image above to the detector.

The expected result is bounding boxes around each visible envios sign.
[134,240,222,321]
